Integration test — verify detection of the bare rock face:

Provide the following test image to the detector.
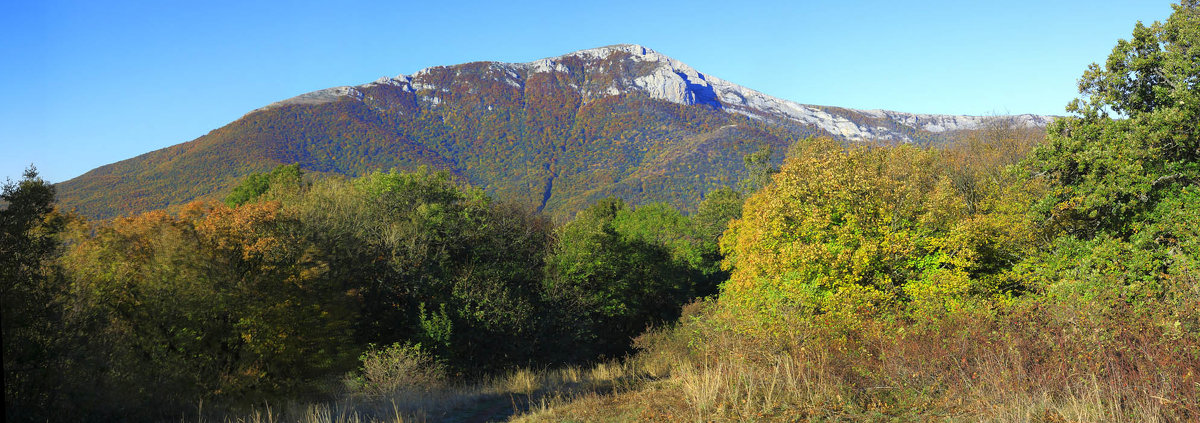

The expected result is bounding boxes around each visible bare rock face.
[256,86,363,111]
[866,110,1055,133]
[262,44,1055,143]
[634,66,693,105]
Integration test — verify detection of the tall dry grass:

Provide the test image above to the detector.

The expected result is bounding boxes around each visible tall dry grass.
[516,294,1200,422]
[201,273,1200,422]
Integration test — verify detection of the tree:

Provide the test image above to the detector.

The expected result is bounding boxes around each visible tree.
[943,119,1043,214]
[1,167,72,421]
[739,144,778,194]
[544,199,698,360]
[62,200,358,410]
[1011,1,1200,320]
[718,136,1044,322]
[1030,1,1200,238]
[721,139,945,316]
[694,186,743,241]
[289,168,554,372]
[224,164,304,207]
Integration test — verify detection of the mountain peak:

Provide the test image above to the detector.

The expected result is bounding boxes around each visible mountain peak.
[552,43,656,60]
[58,44,1058,220]
[261,44,1053,143]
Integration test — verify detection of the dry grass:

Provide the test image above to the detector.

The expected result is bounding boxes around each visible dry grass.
[199,359,651,423]
[513,297,1200,422]
[205,278,1200,423]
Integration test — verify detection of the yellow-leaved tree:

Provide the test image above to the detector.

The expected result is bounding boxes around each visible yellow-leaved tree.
[719,136,1044,331]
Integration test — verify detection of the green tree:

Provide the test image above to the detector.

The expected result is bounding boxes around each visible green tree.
[1013,1,1200,324]
[1,167,73,421]
[739,144,779,194]
[544,198,697,359]
[289,168,553,372]
[1030,1,1200,238]
[224,163,304,207]
[694,186,744,243]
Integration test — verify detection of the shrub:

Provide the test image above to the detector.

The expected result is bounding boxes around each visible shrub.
[350,343,446,397]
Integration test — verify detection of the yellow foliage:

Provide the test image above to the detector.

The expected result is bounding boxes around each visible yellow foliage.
[719,135,1045,327]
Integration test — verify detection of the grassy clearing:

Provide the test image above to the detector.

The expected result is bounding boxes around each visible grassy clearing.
[200,360,656,423]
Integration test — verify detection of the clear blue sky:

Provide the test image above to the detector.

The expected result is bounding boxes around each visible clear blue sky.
[0,0,1176,183]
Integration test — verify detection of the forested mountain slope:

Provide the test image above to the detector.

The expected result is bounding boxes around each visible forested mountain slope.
[57,44,1052,219]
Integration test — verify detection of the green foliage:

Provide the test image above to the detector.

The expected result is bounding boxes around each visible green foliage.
[1136,185,1200,263]
[544,198,716,359]
[1006,2,1200,326]
[694,186,743,243]
[223,163,303,207]
[288,168,553,373]
[738,144,779,194]
[418,303,453,351]
[1,167,80,421]
[1030,1,1200,238]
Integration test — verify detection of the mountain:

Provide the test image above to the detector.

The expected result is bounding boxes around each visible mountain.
[56,44,1053,219]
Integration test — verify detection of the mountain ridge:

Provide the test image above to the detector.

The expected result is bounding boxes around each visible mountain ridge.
[260,44,1053,142]
[56,44,1054,219]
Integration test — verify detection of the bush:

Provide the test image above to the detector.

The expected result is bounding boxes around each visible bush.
[350,343,446,397]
